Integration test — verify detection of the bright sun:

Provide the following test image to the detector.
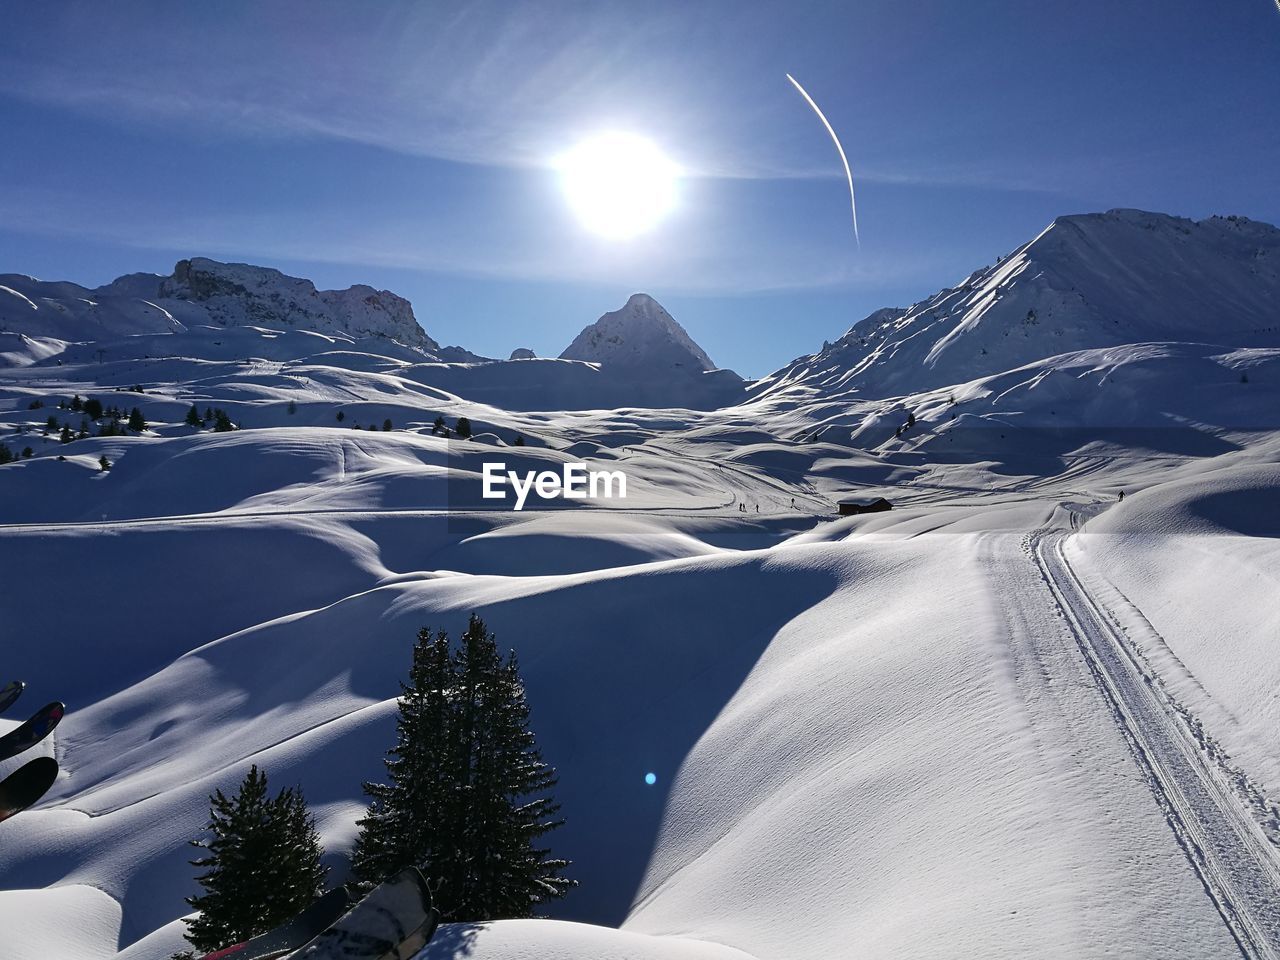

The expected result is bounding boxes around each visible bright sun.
[557,132,679,240]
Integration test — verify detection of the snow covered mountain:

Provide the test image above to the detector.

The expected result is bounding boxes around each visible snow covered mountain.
[0,258,440,352]
[754,210,1280,401]
[562,294,718,373]
[1,268,744,409]
[554,293,744,407]
[3,209,1280,960]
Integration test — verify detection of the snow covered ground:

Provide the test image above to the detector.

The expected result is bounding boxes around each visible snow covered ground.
[2,210,1279,959]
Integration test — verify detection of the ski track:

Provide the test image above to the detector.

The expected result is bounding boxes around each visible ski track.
[1031,518,1280,960]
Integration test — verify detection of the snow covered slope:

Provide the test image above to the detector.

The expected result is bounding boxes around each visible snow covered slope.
[755,210,1280,400]
[3,209,1280,960]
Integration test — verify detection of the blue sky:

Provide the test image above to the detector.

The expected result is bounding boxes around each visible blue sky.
[2,0,1278,377]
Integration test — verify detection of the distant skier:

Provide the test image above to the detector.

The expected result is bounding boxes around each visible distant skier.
[1118,490,1125,502]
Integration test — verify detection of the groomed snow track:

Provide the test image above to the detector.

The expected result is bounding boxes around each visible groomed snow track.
[1031,525,1280,960]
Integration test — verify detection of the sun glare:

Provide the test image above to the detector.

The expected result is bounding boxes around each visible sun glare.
[557,132,678,240]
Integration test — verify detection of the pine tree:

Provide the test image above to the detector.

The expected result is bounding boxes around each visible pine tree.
[353,628,454,887]
[181,766,327,955]
[353,616,573,920]
[336,410,345,422]
[186,404,202,427]
[84,397,104,420]
[450,618,572,918]
[59,424,73,444]
[128,407,146,432]
[455,417,472,440]
[213,410,235,432]
[513,435,525,447]
[382,418,393,432]
[98,455,111,472]
[431,416,445,436]
[287,400,298,415]
[70,394,83,412]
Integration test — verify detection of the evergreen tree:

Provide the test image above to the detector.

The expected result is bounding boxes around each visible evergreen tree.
[21,447,33,459]
[78,419,91,440]
[382,418,393,431]
[906,411,916,429]
[44,415,57,435]
[513,435,524,447]
[449,617,573,918]
[352,628,454,889]
[70,394,83,412]
[98,455,112,472]
[0,446,11,465]
[353,616,573,920]
[431,415,446,436]
[287,400,298,415]
[455,417,472,440]
[84,397,104,420]
[336,410,345,422]
[213,410,235,432]
[59,424,73,444]
[128,407,146,432]
[181,766,327,956]
[186,404,202,427]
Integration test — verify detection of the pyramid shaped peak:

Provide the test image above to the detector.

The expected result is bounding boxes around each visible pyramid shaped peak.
[560,293,717,372]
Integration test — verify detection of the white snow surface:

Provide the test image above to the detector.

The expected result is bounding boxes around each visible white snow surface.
[2,210,1279,960]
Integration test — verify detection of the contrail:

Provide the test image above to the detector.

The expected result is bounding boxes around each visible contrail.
[786,73,860,248]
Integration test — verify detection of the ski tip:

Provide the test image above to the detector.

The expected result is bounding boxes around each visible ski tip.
[12,756,59,784]
[32,701,67,724]
[0,756,60,824]
[0,680,25,715]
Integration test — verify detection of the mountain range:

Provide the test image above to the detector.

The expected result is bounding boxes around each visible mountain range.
[4,209,1277,419]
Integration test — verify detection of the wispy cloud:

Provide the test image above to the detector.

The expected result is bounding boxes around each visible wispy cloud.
[2,1,772,176]
[0,0,1089,194]
[0,184,936,296]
